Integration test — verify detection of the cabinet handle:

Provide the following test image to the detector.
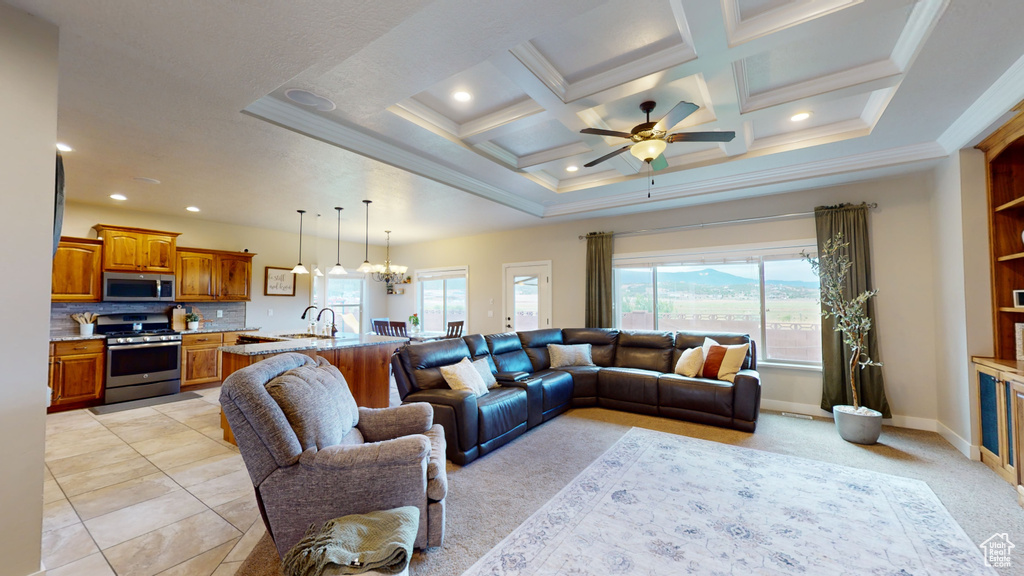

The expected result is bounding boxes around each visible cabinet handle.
[196,338,208,342]
[73,346,87,350]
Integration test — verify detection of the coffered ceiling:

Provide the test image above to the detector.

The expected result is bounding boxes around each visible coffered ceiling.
[9,0,1024,243]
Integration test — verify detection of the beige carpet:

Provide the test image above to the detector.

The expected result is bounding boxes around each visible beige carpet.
[237,409,1024,576]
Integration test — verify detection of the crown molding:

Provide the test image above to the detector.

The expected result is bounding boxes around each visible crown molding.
[736,58,902,113]
[244,97,545,217]
[722,0,862,47]
[543,142,946,217]
[518,142,592,169]
[939,51,1024,153]
[474,141,518,168]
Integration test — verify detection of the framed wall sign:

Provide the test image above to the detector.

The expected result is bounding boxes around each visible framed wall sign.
[264,266,296,296]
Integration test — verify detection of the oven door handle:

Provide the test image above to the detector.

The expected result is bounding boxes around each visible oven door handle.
[108,341,182,351]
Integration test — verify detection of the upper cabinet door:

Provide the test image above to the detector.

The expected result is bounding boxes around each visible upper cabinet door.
[103,229,141,271]
[52,238,102,302]
[176,250,216,300]
[218,254,252,301]
[141,234,176,273]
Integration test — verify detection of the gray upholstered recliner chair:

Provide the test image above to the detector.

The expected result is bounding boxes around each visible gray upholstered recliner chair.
[220,353,447,557]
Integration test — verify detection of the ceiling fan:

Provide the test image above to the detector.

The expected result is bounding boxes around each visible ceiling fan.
[580,100,735,171]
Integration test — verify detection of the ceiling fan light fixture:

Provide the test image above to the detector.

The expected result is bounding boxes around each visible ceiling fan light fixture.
[630,139,667,162]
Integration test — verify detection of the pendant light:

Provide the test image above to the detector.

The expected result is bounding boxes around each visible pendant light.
[356,200,373,273]
[329,206,347,275]
[291,209,309,275]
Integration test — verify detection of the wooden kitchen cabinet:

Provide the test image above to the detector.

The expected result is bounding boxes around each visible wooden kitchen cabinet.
[182,332,223,387]
[93,225,179,273]
[49,339,105,412]
[176,248,254,301]
[51,237,102,302]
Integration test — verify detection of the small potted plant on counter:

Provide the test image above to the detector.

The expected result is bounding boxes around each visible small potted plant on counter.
[806,232,884,445]
[186,312,200,331]
[408,313,420,333]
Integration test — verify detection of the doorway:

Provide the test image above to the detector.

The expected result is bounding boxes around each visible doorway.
[502,261,552,332]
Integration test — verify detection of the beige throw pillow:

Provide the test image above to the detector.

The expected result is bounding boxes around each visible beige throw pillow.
[440,357,489,397]
[472,358,499,389]
[673,347,704,377]
[700,343,750,383]
[548,343,595,368]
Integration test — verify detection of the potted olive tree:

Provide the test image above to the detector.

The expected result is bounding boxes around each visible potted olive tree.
[806,233,884,444]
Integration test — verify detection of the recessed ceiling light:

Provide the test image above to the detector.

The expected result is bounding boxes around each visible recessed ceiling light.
[566,165,579,172]
[56,143,72,152]
[452,91,472,102]
[186,206,200,212]
[133,177,161,184]
[790,112,811,122]
[284,88,336,112]
[109,194,127,201]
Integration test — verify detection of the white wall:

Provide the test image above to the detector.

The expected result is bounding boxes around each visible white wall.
[0,6,58,574]
[930,149,992,456]
[388,173,941,427]
[61,202,388,332]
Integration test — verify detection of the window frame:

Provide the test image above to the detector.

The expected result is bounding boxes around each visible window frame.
[415,266,469,333]
[613,240,821,367]
[313,273,366,335]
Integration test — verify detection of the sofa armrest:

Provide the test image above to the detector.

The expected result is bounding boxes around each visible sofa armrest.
[299,435,429,470]
[499,376,544,429]
[404,388,478,455]
[495,371,530,382]
[732,369,761,423]
[357,403,433,442]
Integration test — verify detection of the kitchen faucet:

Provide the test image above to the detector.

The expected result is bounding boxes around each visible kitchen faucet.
[301,305,319,334]
[316,307,337,337]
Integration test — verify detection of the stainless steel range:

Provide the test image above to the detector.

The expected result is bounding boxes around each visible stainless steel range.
[96,312,181,404]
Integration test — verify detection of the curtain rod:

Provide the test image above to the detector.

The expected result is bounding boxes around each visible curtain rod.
[578,203,878,240]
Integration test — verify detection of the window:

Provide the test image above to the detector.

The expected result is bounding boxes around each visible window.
[614,243,821,365]
[416,267,468,332]
[313,274,364,335]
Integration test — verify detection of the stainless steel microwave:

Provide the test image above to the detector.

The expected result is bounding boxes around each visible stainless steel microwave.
[102,272,175,302]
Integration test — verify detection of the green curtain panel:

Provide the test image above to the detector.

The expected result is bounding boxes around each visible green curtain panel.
[814,204,891,417]
[585,232,613,328]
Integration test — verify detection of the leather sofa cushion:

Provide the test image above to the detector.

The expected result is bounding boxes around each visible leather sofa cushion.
[477,387,528,444]
[598,367,660,405]
[404,339,472,391]
[533,369,575,412]
[518,329,563,371]
[463,334,490,358]
[658,374,734,417]
[486,333,533,373]
[614,331,674,372]
[558,365,600,398]
[674,331,755,370]
[563,328,618,367]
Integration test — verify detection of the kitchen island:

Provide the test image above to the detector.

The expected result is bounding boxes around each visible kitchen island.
[218,333,408,443]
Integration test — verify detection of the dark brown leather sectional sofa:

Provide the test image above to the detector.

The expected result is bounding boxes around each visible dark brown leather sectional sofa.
[391,328,761,465]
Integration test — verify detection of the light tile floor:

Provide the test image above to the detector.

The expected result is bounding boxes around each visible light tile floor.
[41,387,264,576]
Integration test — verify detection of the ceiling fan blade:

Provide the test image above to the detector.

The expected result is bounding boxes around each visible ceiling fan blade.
[653,101,699,133]
[649,154,668,171]
[583,145,632,168]
[667,131,736,143]
[580,128,633,139]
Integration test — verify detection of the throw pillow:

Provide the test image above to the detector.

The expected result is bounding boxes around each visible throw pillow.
[440,357,489,397]
[548,343,595,368]
[472,357,499,389]
[673,347,704,377]
[700,343,750,382]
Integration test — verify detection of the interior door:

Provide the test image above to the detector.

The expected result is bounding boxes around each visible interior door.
[503,262,552,332]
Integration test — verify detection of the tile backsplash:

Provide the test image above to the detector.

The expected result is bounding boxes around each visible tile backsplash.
[51,301,247,337]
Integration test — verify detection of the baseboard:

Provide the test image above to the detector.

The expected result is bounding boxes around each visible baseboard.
[760,399,938,432]
[937,422,979,460]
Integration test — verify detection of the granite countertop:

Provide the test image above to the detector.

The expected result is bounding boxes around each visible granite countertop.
[179,326,261,335]
[49,334,107,342]
[219,332,407,356]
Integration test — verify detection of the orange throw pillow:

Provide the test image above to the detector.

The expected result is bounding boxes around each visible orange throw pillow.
[700,343,749,382]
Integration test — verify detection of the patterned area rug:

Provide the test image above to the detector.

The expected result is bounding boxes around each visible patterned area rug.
[460,428,994,576]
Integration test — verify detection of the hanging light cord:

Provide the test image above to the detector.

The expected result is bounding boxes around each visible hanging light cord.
[362,200,371,261]
[335,207,343,263]
[297,209,305,264]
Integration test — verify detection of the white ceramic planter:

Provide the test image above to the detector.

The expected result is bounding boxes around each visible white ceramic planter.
[79,323,94,336]
[833,405,882,445]
[187,321,199,330]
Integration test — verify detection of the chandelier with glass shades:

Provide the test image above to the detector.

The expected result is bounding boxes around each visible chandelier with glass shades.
[355,199,407,285]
